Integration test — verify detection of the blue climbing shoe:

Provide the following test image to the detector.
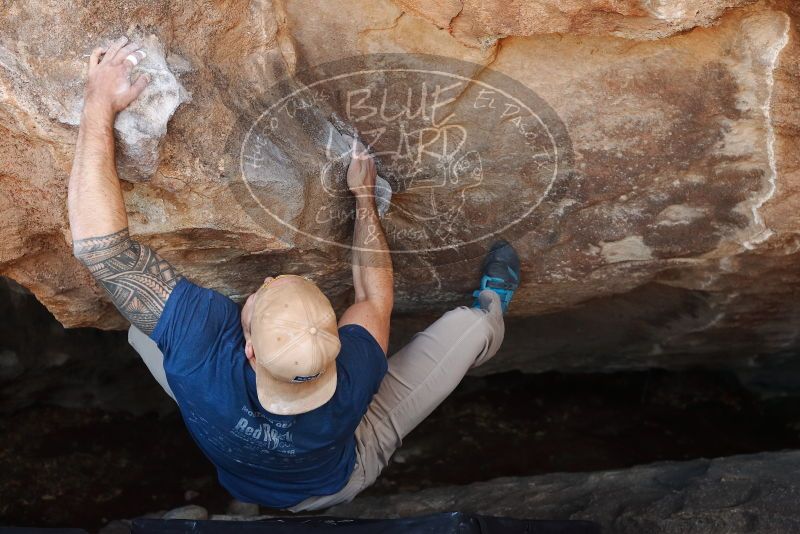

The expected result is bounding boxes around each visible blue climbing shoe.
[472,240,520,313]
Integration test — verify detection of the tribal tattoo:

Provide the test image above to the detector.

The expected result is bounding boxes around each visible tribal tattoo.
[73,228,181,335]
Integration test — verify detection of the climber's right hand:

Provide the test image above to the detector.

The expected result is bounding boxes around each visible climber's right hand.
[346,139,377,199]
[82,36,150,123]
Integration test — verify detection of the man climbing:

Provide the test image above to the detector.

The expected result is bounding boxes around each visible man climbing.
[68,36,520,511]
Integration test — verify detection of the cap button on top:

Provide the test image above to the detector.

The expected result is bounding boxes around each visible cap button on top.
[309,327,318,335]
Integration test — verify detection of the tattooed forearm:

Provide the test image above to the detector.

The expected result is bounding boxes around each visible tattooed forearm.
[73,228,181,335]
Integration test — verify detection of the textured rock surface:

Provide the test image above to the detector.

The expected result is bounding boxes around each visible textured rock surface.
[400,0,757,44]
[330,451,800,534]
[56,34,191,182]
[2,1,800,373]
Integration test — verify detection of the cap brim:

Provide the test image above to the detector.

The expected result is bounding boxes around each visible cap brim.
[255,361,337,415]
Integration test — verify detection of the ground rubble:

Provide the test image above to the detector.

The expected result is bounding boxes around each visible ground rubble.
[95,451,800,534]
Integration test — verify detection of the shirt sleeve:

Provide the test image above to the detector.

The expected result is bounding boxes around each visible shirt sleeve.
[335,324,389,410]
[150,278,243,376]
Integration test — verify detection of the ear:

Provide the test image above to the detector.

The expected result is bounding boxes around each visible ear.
[245,339,255,361]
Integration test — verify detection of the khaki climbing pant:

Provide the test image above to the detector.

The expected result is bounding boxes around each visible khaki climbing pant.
[289,289,505,511]
[128,290,505,512]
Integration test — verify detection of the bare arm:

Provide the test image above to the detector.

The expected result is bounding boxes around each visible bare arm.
[338,142,394,353]
[69,37,180,335]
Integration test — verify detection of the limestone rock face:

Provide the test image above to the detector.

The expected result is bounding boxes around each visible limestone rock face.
[2,0,800,373]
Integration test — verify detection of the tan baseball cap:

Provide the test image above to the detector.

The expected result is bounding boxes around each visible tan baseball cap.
[250,275,341,415]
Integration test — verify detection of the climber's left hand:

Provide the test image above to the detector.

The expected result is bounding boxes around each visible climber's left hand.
[82,36,150,123]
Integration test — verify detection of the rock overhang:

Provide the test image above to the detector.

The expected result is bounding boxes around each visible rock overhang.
[1,0,799,372]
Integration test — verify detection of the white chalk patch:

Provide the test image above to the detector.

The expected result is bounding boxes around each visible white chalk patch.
[740,12,790,250]
[655,204,706,226]
[642,0,686,21]
[600,236,653,264]
[713,119,760,159]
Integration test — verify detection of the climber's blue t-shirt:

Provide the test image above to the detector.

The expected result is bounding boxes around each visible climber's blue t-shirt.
[150,278,388,509]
